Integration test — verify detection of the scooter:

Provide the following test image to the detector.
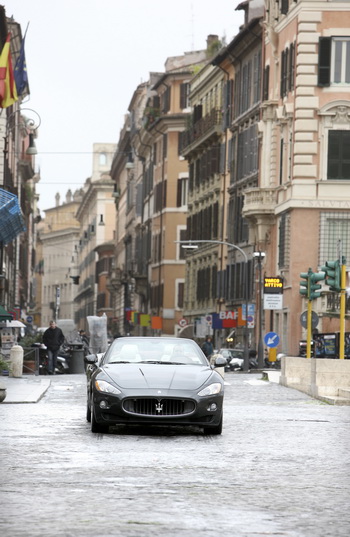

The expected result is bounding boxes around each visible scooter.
[32,343,70,375]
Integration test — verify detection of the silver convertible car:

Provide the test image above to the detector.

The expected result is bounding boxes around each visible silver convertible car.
[85,337,226,435]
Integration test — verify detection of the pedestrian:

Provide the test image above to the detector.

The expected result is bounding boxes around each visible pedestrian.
[42,320,65,374]
[79,329,90,347]
[201,336,214,358]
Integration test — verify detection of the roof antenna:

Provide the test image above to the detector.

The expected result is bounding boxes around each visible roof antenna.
[190,2,194,51]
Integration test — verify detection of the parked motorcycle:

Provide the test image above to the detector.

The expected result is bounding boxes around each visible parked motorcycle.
[31,343,70,374]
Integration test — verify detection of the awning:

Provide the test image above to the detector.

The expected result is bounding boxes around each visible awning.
[0,305,13,322]
[0,188,26,245]
[6,320,26,328]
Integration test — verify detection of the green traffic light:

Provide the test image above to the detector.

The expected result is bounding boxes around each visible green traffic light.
[299,271,310,299]
[321,260,341,292]
[299,269,325,300]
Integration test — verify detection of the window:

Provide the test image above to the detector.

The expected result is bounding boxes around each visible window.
[278,212,290,269]
[263,65,270,101]
[176,176,188,207]
[328,130,350,179]
[332,38,350,84]
[320,212,350,263]
[99,153,107,166]
[280,43,295,97]
[180,83,189,109]
[179,229,187,260]
[177,281,184,308]
[318,37,350,86]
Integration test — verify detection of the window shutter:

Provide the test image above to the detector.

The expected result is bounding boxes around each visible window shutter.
[318,37,331,87]
[289,43,295,91]
[163,133,167,158]
[220,142,226,174]
[281,0,289,16]
[180,83,189,109]
[178,282,184,307]
[176,179,182,207]
[263,65,270,101]
[153,95,160,109]
[162,179,167,208]
[328,130,350,179]
[280,50,286,97]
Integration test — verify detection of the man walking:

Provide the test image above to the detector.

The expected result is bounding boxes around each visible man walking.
[201,335,214,358]
[43,320,65,374]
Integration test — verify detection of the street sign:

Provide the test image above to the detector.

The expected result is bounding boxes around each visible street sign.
[26,315,33,324]
[264,332,280,348]
[264,276,283,310]
[264,294,283,310]
[264,277,283,293]
[300,311,319,329]
[178,318,188,328]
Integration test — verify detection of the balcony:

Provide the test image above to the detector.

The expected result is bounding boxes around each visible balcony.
[242,187,277,219]
[180,108,223,156]
[242,187,277,242]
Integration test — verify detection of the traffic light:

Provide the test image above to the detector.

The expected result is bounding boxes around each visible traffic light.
[300,269,325,299]
[70,275,80,285]
[321,260,340,292]
[299,271,310,298]
[309,271,325,299]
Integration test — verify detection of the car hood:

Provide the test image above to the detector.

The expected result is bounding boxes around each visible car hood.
[102,363,214,390]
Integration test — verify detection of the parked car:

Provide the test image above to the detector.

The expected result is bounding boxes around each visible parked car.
[85,337,225,435]
[210,348,244,371]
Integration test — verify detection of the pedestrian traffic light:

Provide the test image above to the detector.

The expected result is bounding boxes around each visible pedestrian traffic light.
[321,260,340,292]
[309,271,325,299]
[299,271,310,299]
[70,275,80,285]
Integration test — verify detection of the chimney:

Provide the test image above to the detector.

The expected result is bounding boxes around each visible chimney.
[207,34,219,48]
[55,193,60,207]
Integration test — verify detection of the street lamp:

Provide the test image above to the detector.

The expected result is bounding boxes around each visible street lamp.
[175,239,250,372]
[253,251,266,369]
[5,107,42,155]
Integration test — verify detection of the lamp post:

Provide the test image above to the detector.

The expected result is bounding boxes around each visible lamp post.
[175,239,250,372]
[253,251,266,369]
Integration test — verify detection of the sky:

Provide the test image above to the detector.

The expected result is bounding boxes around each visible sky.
[5,0,244,213]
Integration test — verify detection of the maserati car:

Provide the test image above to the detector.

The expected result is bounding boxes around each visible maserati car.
[85,337,226,435]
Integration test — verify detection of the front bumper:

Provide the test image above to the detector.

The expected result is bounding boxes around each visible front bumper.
[92,388,224,428]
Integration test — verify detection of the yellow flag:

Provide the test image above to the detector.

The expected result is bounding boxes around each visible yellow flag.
[0,33,18,108]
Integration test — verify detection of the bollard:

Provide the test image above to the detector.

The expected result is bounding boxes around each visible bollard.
[0,381,6,402]
[10,345,24,378]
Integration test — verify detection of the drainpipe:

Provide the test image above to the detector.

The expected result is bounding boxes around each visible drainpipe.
[152,124,166,320]
[215,63,230,349]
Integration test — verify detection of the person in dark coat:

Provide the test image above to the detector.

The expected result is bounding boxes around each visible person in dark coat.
[201,336,214,358]
[43,320,65,374]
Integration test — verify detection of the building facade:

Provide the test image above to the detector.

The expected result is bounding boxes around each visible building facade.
[244,0,350,355]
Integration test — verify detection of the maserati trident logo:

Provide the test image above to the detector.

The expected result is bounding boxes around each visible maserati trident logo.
[155,402,163,414]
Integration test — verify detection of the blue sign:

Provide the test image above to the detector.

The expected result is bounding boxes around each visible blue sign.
[264,332,280,348]
[26,315,33,323]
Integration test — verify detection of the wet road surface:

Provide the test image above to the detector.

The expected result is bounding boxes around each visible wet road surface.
[1,372,349,536]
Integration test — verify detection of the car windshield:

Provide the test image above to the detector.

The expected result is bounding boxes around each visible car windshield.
[104,338,208,366]
[218,349,243,359]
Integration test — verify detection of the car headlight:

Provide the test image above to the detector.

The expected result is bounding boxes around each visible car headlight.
[198,383,222,396]
[94,380,121,395]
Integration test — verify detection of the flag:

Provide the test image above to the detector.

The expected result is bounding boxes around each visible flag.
[0,33,18,108]
[14,34,28,96]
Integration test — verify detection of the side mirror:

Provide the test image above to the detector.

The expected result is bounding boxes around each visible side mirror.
[84,354,98,364]
[213,355,227,368]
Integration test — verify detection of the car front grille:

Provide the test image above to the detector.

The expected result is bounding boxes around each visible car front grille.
[123,398,195,416]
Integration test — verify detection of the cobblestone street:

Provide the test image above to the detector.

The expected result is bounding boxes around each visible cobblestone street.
[1,372,349,537]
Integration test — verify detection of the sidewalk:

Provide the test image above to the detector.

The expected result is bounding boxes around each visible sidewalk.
[0,375,51,403]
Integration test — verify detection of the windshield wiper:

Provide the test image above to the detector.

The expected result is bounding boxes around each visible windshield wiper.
[108,361,131,364]
[139,360,187,365]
